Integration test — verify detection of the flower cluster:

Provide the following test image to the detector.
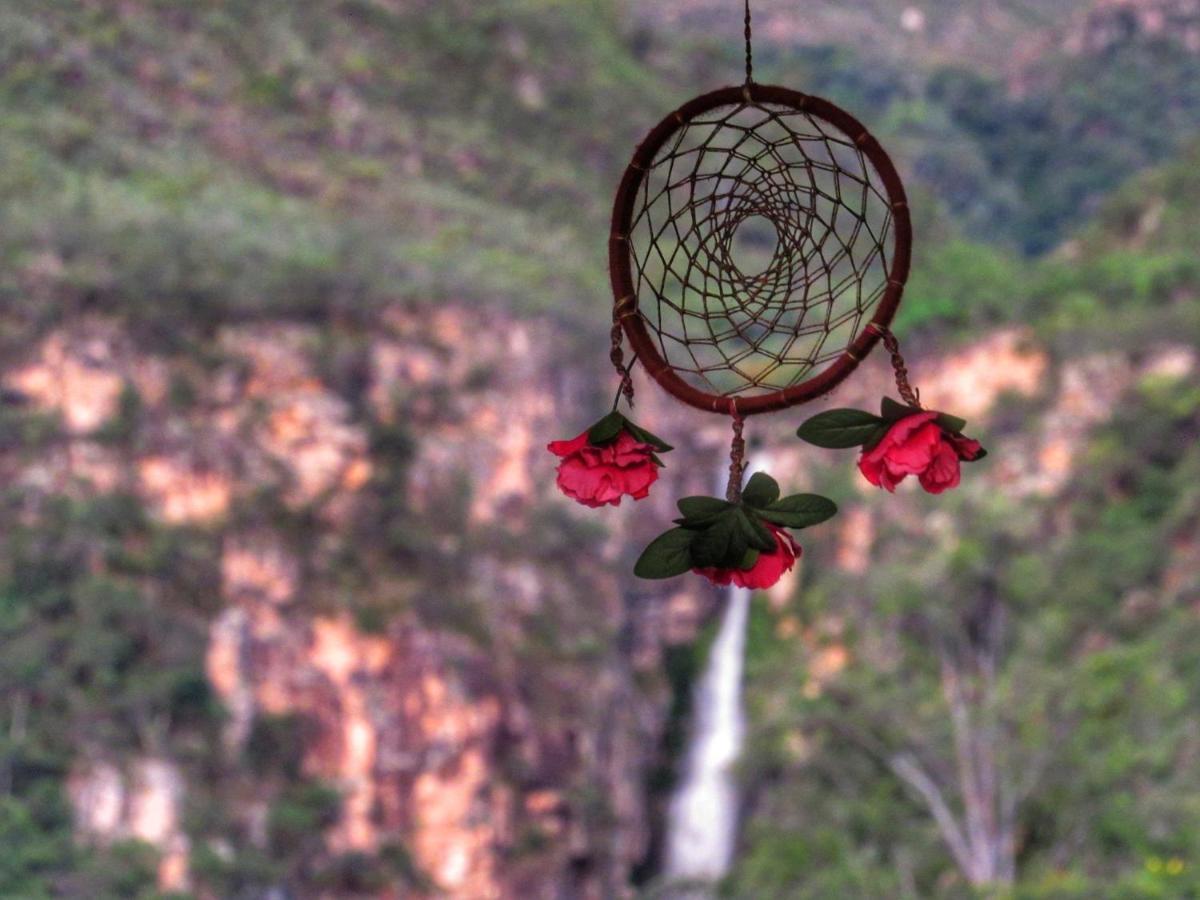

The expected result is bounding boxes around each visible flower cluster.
[548,394,987,587]
[858,410,983,494]
[547,411,671,508]
[634,473,835,588]
[796,397,987,495]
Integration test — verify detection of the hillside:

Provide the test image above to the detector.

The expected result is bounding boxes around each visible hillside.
[5,0,1200,357]
[0,1,1199,898]
[0,0,672,350]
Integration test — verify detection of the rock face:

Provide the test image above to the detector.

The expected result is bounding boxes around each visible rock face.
[5,307,712,898]
[8,302,1180,898]
[68,757,190,892]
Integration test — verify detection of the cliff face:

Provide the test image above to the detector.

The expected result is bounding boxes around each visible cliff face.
[5,306,719,898]
[11,296,1191,897]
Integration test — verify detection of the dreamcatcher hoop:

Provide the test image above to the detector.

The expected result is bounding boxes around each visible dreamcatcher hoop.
[609,82,912,417]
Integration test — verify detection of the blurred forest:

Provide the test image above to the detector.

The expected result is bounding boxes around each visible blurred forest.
[2,0,1200,898]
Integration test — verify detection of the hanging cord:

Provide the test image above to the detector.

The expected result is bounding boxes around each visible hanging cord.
[743,0,754,84]
[869,324,921,408]
[610,294,637,410]
[726,405,746,502]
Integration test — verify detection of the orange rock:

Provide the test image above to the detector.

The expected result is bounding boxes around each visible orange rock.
[138,456,232,524]
[7,330,125,433]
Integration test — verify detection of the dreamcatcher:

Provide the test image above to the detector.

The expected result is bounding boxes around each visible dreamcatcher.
[549,1,986,588]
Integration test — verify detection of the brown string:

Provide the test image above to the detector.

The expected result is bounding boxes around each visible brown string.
[744,0,753,84]
[726,406,746,502]
[610,296,636,409]
[874,325,921,408]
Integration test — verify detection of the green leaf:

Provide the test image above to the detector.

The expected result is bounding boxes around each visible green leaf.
[796,409,884,448]
[758,494,839,529]
[738,547,761,570]
[741,472,780,508]
[736,508,777,552]
[881,396,921,421]
[634,528,695,579]
[935,412,968,434]
[677,496,733,523]
[690,513,748,569]
[624,420,674,453]
[968,447,988,462]
[587,411,625,445]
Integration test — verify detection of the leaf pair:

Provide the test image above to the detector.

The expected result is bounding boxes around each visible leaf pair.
[586,411,673,453]
[796,397,970,452]
[737,472,839,529]
[634,472,837,580]
[634,516,762,581]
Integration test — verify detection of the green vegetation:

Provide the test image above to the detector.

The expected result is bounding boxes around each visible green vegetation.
[0,488,219,896]
[2,0,1197,349]
[0,0,670,353]
[727,370,1200,897]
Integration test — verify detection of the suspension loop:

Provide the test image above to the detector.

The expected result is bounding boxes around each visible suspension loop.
[873,325,921,408]
[743,0,754,84]
[610,296,637,409]
[726,406,746,503]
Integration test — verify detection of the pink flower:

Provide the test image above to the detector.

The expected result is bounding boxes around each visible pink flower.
[858,412,984,495]
[547,428,659,508]
[694,524,800,590]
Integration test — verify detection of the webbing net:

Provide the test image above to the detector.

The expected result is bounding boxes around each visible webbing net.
[625,98,898,400]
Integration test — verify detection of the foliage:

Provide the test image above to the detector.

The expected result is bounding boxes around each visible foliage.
[728,376,1200,897]
[0,0,670,351]
[0,489,219,896]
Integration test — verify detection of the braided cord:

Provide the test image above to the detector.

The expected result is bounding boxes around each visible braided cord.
[869,324,921,408]
[726,406,746,502]
[610,293,637,409]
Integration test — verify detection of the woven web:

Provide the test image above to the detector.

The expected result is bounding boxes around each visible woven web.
[628,100,896,399]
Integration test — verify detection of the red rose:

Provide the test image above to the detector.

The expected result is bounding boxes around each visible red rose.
[547,428,659,508]
[858,411,984,495]
[693,524,800,590]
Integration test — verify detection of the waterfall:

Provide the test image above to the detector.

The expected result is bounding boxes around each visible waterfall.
[661,458,764,892]
[662,586,750,887]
